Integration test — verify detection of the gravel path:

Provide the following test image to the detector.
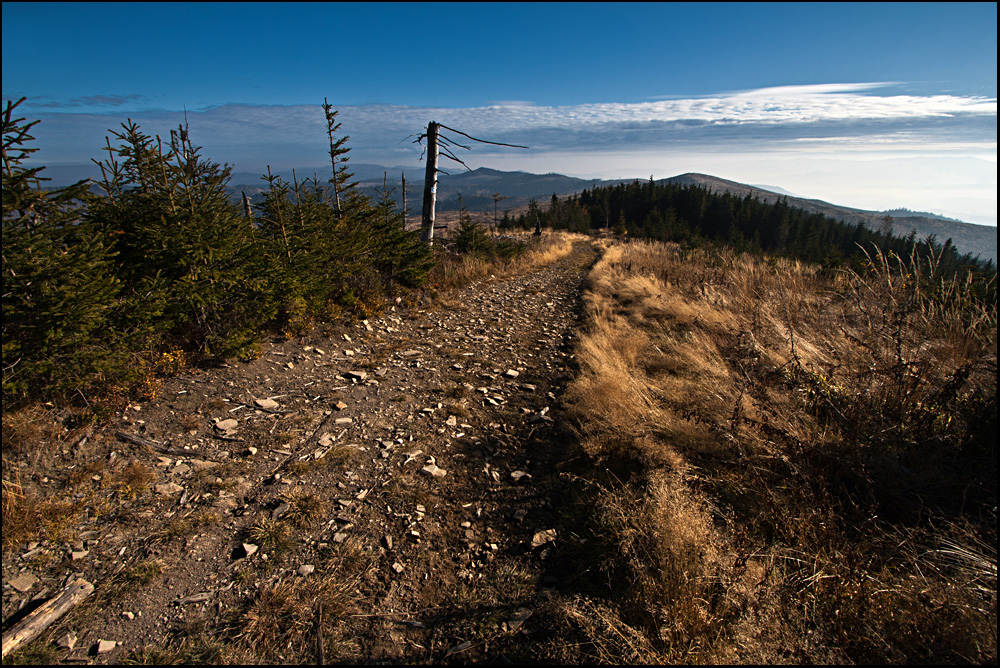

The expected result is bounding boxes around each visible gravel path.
[3,240,601,664]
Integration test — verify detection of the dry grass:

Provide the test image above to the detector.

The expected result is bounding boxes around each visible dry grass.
[248,516,294,554]
[564,238,997,663]
[224,545,370,663]
[108,460,156,501]
[2,465,83,552]
[280,488,327,527]
[426,229,584,295]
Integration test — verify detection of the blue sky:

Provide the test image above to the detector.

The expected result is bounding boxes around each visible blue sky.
[3,2,997,225]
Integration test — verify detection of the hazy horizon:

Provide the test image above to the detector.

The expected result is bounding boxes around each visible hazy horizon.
[4,3,996,226]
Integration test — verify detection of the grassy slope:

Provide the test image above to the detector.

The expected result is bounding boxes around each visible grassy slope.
[562,237,996,663]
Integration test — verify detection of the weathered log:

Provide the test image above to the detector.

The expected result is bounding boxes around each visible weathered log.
[1,578,94,658]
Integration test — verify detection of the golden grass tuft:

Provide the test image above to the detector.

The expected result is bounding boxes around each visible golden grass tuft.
[280,488,327,527]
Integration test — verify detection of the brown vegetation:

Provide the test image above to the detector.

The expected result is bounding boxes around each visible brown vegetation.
[424,229,582,294]
[2,232,993,664]
[562,238,996,662]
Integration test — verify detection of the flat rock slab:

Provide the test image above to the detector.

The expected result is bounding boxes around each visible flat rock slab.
[7,572,38,593]
[215,418,238,432]
[95,639,117,654]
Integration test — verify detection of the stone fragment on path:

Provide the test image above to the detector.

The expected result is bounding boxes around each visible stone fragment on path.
[421,463,447,478]
[506,608,533,632]
[297,564,315,576]
[57,631,78,651]
[255,398,280,410]
[531,529,557,548]
[7,572,38,593]
[156,482,184,496]
[95,639,117,654]
[215,418,238,433]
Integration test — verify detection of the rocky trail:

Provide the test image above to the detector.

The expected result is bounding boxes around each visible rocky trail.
[3,241,608,664]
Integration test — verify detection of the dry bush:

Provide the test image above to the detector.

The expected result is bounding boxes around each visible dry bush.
[1,466,27,552]
[108,460,156,501]
[565,237,997,663]
[249,516,294,554]
[228,546,369,663]
[1,408,44,457]
[280,487,327,527]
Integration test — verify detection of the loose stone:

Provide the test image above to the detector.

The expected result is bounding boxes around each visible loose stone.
[421,463,447,478]
[531,529,557,548]
[95,639,117,654]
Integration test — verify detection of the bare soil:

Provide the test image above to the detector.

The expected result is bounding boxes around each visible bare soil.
[4,241,615,664]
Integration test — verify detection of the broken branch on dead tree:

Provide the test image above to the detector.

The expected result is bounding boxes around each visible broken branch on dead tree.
[436,124,529,149]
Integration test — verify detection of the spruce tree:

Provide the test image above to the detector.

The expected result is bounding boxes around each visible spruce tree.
[2,98,120,403]
[87,119,268,357]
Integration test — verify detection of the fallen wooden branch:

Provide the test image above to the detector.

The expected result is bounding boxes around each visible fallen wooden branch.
[1,578,94,658]
[114,430,220,459]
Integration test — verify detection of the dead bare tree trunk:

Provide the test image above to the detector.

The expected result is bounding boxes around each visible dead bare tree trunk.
[384,172,390,226]
[420,121,440,244]
[242,190,253,222]
[401,171,407,224]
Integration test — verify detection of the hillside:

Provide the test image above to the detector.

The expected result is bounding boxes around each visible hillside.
[4,234,994,664]
[347,167,627,217]
[666,173,997,262]
[39,162,996,262]
[358,169,997,262]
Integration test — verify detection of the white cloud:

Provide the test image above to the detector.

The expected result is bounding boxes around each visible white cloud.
[20,84,997,224]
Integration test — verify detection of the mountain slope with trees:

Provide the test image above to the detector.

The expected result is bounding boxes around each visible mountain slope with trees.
[504,176,997,281]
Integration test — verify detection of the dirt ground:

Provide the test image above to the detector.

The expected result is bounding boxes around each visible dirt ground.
[3,241,623,664]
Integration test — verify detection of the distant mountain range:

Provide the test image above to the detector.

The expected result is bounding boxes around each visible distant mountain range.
[663,173,997,263]
[36,163,998,262]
